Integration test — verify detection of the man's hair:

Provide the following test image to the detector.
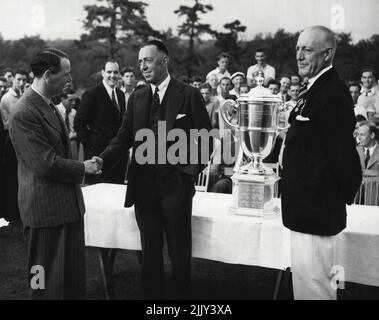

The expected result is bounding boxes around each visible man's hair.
[280,75,291,81]
[220,76,231,83]
[191,75,202,83]
[305,26,337,61]
[3,67,13,75]
[14,68,29,77]
[358,121,378,136]
[348,82,361,90]
[103,60,119,71]
[289,83,301,89]
[218,52,230,61]
[178,75,190,84]
[361,67,375,77]
[145,40,169,56]
[199,83,212,91]
[267,79,280,87]
[240,83,250,89]
[121,66,135,76]
[255,48,265,54]
[30,48,69,78]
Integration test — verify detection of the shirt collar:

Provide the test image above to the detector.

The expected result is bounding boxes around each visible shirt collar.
[365,142,377,154]
[102,80,117,93]
[361,87,373,93]
[31,85,51,105]
[307,65,333,90]
[8,88,20,97]
[150,74,171,94]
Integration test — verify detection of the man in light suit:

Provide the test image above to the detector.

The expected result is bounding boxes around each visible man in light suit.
[74,60,127,184]
[281,26,362,299]
[356,121,379,171]
[9,48,101,299]
[97,40,212,299]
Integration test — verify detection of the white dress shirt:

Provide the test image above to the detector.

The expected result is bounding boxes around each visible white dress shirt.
[150,74,171,103]
[102,80,120,106]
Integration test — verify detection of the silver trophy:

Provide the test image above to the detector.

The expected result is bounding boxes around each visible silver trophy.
[220,79,288,217]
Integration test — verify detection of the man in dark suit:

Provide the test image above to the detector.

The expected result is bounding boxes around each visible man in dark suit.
[281,26,362,299]
[356,121,379,171]
[9,48,101,299]
[74,60,127,184]
[96,40,212,299]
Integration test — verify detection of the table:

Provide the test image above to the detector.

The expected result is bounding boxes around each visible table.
[83,183,379,299]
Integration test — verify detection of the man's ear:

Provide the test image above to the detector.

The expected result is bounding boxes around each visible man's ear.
[43,69,51,82]
[162,56,169,66]
[324,48,334,62]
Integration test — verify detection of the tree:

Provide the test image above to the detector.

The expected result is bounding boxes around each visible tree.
[174,0,214,75]
[213,20,246,64]
[81,0,160,58]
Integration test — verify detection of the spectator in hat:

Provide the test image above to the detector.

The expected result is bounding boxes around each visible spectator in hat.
[229,72,245,98]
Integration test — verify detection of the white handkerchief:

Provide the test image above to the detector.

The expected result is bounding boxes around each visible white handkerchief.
[0,218,10,228]
[176,114,186,120]
[296,115,310,121]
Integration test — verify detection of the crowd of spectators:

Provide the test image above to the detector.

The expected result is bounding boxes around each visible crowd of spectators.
[1,48,379,222]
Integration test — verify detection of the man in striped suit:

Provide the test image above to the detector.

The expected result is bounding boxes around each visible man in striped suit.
[9,48,101,299]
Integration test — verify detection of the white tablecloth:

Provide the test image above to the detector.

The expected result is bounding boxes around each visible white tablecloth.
[83,183,379,287]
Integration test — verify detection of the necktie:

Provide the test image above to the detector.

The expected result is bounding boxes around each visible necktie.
[365,149,370,168]
[152,87,160,164]
[111,89,120,112]
[153,87,160,107]
[65,108,71,132]
[298,81,308,99]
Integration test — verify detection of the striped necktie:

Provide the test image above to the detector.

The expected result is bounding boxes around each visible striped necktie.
[298,81,309,99]
[365,148,370,168]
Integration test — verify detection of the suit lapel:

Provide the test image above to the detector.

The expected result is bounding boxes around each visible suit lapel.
[368,144,379,169]
[28,89,64,137]
[134,87,151,131]
[27,89,71,158]
[165,79,184,132]
[100,83,119,115]
[299,68,337,117]
[357,146,365,169]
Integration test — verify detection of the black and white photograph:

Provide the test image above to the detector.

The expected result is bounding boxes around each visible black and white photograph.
[1,0,379,304]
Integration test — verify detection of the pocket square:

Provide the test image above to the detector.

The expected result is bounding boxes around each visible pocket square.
[296,115,310,121]
[176,114,186,120]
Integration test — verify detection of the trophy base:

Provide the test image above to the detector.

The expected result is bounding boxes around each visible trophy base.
[230,173,280,218]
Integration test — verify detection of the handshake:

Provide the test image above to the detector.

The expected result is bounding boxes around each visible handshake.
[84,156,104,175]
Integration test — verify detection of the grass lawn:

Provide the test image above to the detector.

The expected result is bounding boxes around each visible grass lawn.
[1,220,379,300]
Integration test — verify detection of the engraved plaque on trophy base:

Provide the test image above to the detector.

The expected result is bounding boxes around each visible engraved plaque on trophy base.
[230,173,279,218]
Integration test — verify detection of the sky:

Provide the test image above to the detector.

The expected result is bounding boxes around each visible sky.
[0,0,378,42]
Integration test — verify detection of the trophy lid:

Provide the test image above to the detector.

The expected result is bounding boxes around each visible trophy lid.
[238,85,282,103]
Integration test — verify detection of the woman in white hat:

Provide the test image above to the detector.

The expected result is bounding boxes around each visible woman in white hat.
[229,72,246,98]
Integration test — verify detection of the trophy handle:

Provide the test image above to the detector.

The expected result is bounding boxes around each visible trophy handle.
[220,99,239,130]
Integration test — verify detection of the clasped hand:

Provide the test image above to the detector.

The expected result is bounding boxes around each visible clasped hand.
[84,156,104,175]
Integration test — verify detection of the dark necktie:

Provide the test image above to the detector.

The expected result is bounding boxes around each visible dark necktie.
[298,81,309,99]
[65,108,71,132]
[152,87,160,163]
[111,89,120,112]
[153,87,160,108]
[365,149,370,168]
